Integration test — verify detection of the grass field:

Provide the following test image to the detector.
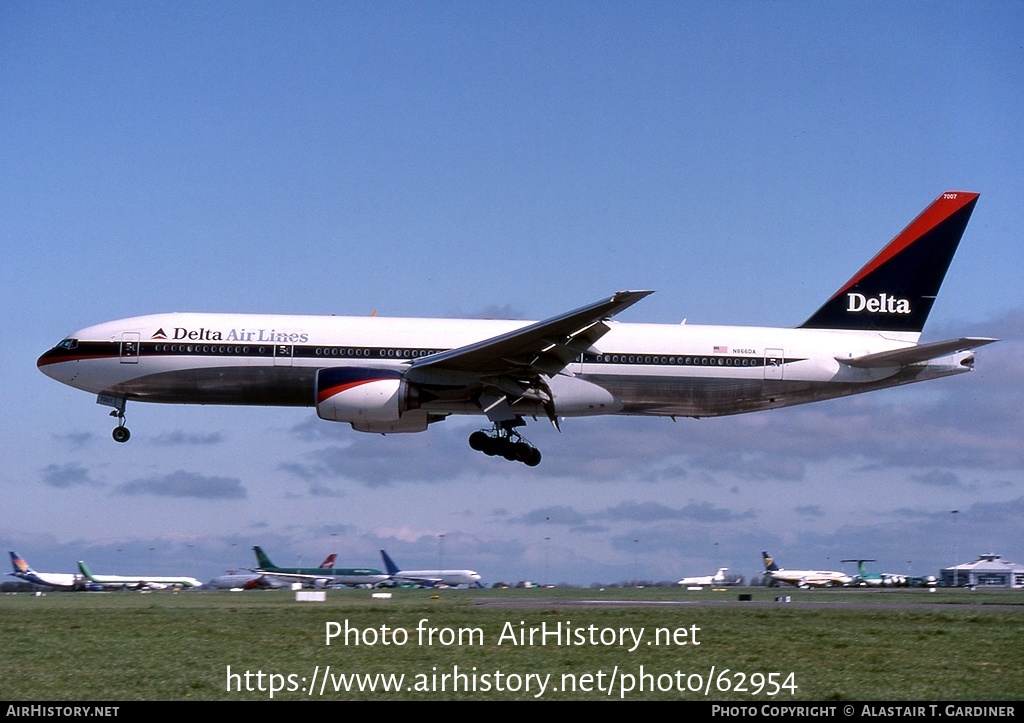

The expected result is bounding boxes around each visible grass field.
[2,586,1022,701]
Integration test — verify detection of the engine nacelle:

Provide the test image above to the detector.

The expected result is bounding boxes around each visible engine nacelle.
[316,367,429,433]
[547,374,623,417]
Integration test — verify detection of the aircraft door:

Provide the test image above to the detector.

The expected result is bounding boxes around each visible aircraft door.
[119,332,140,364]
[764,348,784,380]
[273,344,294,367]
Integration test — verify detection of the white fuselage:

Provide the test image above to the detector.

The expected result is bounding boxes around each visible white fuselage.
[11,571,82,590]
[263,571,391,587]
[677,568,729,586]
[37,311,972,422]
[768,569,854,588]
[390,568,482,586]
[83,572,203,589]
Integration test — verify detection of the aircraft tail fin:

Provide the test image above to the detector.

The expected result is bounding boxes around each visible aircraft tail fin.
[10,551,32,575]
[762,551,780,572]
[318,553,337,569]
[380,550,400,576]
[252,546,275,570]
[841,559,873,577]
[77,560,98,581]
[800,192,979,334]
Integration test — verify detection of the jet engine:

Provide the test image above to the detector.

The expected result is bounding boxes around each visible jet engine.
[315,367,429,433]
[546,374,624,416]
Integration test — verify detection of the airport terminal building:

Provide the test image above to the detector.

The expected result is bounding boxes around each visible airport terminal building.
[941,553,1024,588]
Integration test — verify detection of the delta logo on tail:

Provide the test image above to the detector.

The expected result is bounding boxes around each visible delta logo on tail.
[846,293,911,315]
[801,192,979,332]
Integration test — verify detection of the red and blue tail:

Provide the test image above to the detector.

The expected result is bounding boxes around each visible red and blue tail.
[800,192,979,333]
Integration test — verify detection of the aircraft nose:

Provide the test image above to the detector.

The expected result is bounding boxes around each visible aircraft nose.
[37,339,83,383]
[37,347,64,378]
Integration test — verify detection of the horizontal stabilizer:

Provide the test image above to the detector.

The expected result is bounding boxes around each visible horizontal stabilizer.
[837,337,998,368]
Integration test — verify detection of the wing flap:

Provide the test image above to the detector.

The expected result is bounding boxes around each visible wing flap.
[522,354,571,377]
[837,337,998,368]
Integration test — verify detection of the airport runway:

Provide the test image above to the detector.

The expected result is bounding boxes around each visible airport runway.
[473,597,1024,612]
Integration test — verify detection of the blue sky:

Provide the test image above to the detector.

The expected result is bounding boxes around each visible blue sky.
[2,2,1021,586]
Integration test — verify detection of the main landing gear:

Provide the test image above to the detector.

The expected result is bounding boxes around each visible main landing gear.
[468,423,542,467]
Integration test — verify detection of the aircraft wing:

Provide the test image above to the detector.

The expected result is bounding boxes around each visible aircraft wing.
[387,573,442,585]
[837,337,998,369]
[248,569,332,586]
[404,290,652,421]
[408,290,653,378]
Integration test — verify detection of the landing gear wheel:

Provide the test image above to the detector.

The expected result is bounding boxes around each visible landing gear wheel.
[108,404,130,443]
[481,437,501,456]
[512,441,533,463]
[467,424,542,466]
[468,431,489,451]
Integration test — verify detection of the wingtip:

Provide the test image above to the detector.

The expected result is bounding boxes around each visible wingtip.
[612,289,656,305]
[606,290,655,317]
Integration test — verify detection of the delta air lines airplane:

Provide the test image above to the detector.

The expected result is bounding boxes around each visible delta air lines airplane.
[37,192,996,465]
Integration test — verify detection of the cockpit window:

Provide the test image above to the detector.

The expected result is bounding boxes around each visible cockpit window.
[56,338,78,350]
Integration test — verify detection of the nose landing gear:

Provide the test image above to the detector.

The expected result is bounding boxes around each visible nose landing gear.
[468,423,541,466]
[110,409,131,443]
[101,395,131,443]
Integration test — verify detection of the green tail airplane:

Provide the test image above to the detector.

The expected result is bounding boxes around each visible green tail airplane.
[250,546,388,588]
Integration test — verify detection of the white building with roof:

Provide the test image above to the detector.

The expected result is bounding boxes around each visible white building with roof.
[941,553,1024,588]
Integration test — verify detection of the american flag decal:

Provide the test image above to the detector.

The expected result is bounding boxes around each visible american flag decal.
[713,345,728,353]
